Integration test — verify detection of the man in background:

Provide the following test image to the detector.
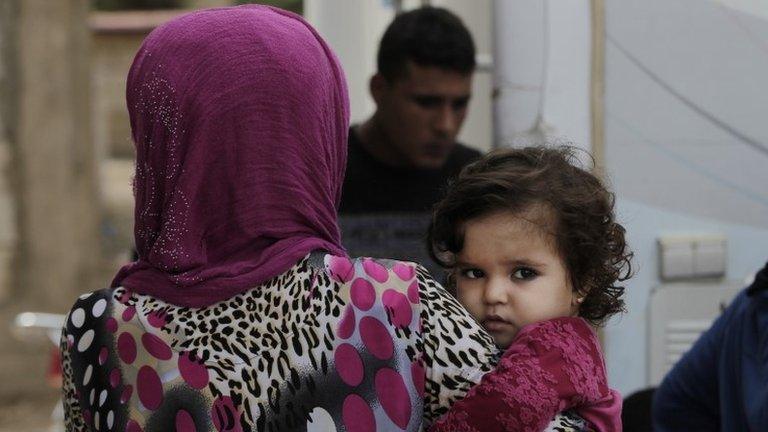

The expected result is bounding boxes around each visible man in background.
[339,6,481,214]
[338,6,482,274]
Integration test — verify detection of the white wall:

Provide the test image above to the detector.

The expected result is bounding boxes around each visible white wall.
[604,0,768,394]
[304,0,394,126]
[715,0,768,20]
[492,0,591,153]
[542,1,591,150]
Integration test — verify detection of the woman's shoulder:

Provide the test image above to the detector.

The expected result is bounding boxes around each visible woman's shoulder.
[321,253,426,292]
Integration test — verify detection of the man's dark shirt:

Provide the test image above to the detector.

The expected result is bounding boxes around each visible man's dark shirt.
[338,127,481,278]
[339,127,482,214]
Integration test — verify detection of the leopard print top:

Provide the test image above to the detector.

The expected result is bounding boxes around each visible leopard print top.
[61,252,587,431]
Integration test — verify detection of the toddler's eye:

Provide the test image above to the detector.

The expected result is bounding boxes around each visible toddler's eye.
[512,267,538,280]
[460,268,484,279]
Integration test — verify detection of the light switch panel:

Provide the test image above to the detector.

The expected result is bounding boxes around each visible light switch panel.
[658,234,727,281]
[659,238,694,280]
[693,236,726,277]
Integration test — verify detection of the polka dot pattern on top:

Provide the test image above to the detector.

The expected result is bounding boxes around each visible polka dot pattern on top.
[60,252,585,431]
[326,255,423,431]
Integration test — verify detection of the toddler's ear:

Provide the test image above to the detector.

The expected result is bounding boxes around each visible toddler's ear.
[571,288,587,309]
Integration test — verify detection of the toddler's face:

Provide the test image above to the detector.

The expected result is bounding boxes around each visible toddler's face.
[455,210,578,349]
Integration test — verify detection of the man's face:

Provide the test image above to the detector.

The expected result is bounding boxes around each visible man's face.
[374,62,472,169]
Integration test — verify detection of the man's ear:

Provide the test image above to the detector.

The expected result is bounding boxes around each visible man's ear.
[370,73,388,105]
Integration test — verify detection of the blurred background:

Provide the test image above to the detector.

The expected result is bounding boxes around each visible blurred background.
[0,0,767,430]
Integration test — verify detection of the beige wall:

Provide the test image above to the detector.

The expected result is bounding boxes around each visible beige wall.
[0,1,18,305]
[0,0,100,401]
[92,32,143,160]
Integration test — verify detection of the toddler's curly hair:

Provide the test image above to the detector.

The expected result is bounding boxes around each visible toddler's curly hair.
[428,146,632,325]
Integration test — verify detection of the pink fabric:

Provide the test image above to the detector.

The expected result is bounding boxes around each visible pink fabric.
[111,5,350,307]
[580,389,623,432]
[429,317,622,432]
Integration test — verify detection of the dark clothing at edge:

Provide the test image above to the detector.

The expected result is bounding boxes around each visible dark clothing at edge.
[653,261,768,431]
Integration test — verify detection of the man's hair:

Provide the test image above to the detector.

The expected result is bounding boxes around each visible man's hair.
[428,146,633,326]
[377,6,475,81]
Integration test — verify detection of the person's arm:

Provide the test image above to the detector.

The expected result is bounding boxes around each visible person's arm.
[428,316,614,432]
[416,266,499,424]
[60,325,87,432]
[653,291,747,431]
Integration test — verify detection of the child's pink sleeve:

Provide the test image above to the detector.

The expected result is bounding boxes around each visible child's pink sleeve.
[428,317,621,432]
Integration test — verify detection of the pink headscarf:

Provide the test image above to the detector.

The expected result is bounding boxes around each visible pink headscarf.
[112,5,349,307]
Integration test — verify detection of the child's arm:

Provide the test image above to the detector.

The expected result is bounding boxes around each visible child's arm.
[429,316,617,432]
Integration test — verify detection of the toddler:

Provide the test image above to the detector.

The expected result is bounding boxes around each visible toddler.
[428,146,632,431]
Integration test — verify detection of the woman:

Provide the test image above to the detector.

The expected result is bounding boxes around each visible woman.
[60,6,585,431]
